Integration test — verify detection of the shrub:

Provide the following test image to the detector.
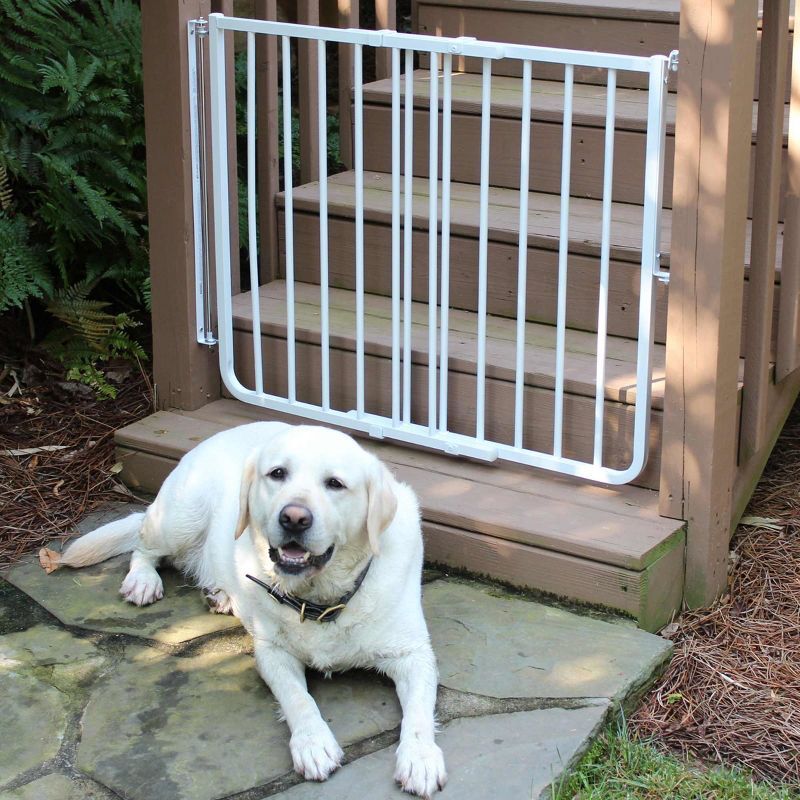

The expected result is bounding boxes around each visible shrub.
[0,0,148,394]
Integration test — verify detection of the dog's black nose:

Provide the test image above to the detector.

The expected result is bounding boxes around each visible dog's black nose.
[279,504,313,534]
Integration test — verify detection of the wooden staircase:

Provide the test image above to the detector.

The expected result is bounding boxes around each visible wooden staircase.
[122,0,796,629]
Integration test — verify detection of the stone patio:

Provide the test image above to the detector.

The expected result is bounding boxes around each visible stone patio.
[0,505,672,800]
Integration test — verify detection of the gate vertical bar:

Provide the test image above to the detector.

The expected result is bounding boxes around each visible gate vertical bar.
[593,68,616,465]
[633,58,669,475]
[281,35,297,402]
[354,43,365,417]
[553,63,574,458]
[514,60,532,449]
[246,32,264,393]
[403,50,414,423]
[391,47,401,425]
[427,51,439,434]
[476,58,492,440]
[439,53,453,432]
[207,13,235,387]
[318,38,330,411]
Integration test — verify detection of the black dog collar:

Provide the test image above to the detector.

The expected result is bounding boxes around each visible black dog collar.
[245,559,372,623]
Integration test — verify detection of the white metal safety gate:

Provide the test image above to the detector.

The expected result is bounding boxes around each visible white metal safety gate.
[189,12,675,485]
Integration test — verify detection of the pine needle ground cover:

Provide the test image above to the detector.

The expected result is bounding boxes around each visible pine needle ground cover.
[631,402,800,788]
[0,350,152,569]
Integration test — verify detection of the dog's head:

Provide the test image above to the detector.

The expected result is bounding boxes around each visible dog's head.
[234,426,398,580]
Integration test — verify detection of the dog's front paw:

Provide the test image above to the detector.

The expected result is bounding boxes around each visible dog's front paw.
[203,587,234,615]
[395,739,447,798]
[119,568,164,606]
[290,723,344,781]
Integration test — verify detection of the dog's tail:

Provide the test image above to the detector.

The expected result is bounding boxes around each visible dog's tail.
[39,512,146,574]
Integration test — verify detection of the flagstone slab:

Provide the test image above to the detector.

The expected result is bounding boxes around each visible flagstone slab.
[78,647,402,800]
[2,507,241,644]
[424,580,672,700]
[0,672,69,786]
[0,774,109,800]
[0,624,106,689]
[276,703,609,800]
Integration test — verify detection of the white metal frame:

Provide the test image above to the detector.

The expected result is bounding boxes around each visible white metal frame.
[196,12,673,485]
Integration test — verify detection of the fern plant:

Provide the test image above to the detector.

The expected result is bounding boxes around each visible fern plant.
[0,0,150,393]
[44,279,146,398]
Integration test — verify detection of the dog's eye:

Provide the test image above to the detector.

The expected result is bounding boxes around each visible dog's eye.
[325,477,346,490]
[268,467,287,481]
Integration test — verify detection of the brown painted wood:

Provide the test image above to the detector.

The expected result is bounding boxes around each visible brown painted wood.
[297,0,321,184]
[281,170,675,264]
[234,280,670,406]
[337,0,359,169]
[777,6,800,380]
[189,397,670,519]
[741,0,790,461]
[359,72,789,219]
[114,405,683,568]
[228,282,667,488]
[255,0,280,284]
[141,0,220,410]
[114,417,684,629]
[415,4,679,89]
[659,0,758,607]
[280,210,669,342]
[413,0,787,100]
[374,0,396,79]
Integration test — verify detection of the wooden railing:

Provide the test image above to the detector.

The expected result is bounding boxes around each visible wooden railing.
[142,0,800,610]
[660,0,800,606]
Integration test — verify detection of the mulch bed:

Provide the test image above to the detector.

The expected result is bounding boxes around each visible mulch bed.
[0,358,153,570]
[633,402,800,787]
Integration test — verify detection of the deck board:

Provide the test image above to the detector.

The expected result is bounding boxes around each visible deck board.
[279,171,783,274]
[232,280,665,407]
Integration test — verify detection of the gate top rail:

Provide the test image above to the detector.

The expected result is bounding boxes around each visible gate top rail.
[207,13,669,74]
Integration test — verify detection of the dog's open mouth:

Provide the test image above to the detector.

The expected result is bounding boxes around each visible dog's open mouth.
[269,542,335,574]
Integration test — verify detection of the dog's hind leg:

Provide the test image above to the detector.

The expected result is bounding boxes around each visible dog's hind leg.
[118,506,178,606]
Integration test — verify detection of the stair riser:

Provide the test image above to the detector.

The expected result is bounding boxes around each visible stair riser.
[279,210,669,342]
[360,105,785,220]
[231,328,663,489]
[414,2,787,101]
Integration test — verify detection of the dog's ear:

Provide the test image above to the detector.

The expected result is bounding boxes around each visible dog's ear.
[235,456,257,540]
[366,460,399,554]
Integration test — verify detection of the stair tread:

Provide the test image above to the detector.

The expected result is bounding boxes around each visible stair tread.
[232,280,744,410]
[418,0,680,21]
[278,170,782,272]
[115,403,684,571]
[362,71,787,140]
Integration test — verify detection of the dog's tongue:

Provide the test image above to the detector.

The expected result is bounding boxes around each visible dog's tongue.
[282,543,308,558]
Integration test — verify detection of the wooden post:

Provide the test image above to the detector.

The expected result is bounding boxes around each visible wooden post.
[374,0,396,79]
[142,0,220,411]
[255,0,280,283]
[658,0,758,607]
[338,0,359,169]
[776,8,800,379]
[297,0,321,184]
[740,0,789,460]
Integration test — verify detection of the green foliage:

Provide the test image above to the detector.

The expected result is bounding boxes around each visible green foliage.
[0,0,149,312]
[44,279,146,399]
[554,722,797,800]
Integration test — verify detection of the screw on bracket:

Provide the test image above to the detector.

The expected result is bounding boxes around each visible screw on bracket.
[191,18,209,36]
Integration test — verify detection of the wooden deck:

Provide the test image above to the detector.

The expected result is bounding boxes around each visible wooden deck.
[115,399,686,631]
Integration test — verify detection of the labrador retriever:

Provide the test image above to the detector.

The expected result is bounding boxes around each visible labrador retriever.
[39,422,447,798]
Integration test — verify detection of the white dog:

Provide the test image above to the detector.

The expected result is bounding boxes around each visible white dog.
[39,422,447,798]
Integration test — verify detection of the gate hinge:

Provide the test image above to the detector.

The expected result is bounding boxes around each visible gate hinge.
[653,252,670,284]
[667,50,679,75]
[190,18,209,37]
